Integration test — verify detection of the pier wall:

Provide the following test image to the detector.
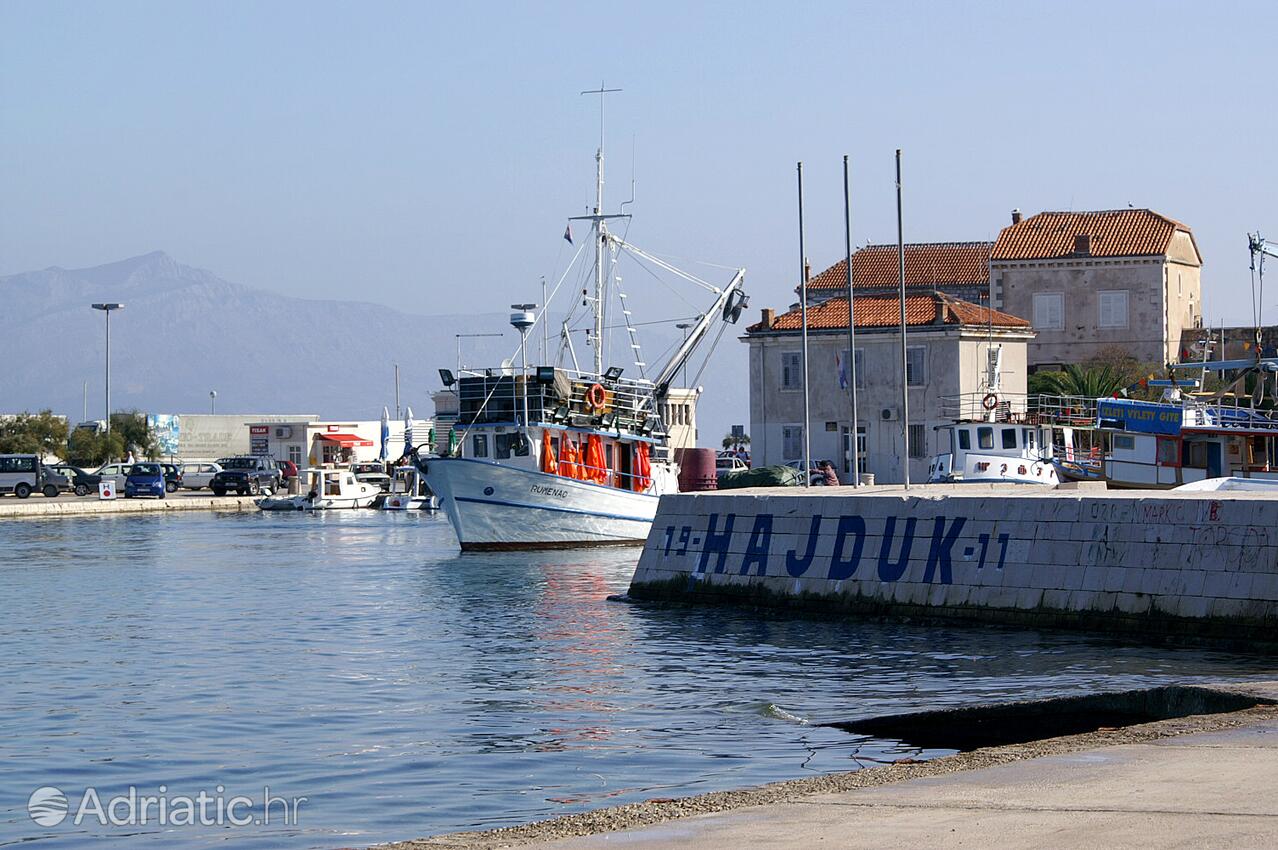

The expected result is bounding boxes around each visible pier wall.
[0,494,257,520]
[629,488,1278,641]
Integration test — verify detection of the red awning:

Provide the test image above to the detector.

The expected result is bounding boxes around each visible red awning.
[317,433,374,448]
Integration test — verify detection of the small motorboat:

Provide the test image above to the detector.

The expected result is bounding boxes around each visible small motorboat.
[381,465,438,511]
[255,468,381,511]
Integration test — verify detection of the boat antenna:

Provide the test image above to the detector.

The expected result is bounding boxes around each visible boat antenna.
[582,83,621,375]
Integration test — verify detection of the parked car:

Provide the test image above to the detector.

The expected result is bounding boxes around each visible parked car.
[124,462,166,499]
[276,459,299,483]
[178,461,223,490]
[41,466,73,494]
[351,461,392,492]
[48,464,101,497]
[210,456,280,496]
[160,463,183,493]
[1,454,61,498]
[94,462,133,489]
[715,454,749,477]
[784,459,826,486]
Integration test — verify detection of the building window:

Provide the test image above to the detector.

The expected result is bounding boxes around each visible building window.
[288,445,302,466]
[1032,292,1064,330]
[906,346,926,386]
[782,425,804,461]
[842,348,866,389]
[1098,290,1129,329]
[472,434,489,458]
[908,423,926,458]
[781,352,803,390]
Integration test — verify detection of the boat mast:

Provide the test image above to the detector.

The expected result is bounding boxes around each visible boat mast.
[581,83,620,377]
[594,141,606,377]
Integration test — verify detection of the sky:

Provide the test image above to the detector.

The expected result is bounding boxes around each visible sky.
[3,0,1277,347]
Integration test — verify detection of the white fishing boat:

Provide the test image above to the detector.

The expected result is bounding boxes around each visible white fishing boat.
[419,91,747,550]
[256,468,381,511]
[927,392,1104,486]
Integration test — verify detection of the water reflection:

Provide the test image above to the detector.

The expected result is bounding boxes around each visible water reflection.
[0,511,1273,849]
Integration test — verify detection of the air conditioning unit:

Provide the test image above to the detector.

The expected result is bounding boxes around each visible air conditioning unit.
[880,407,899,421]
[274,426,293,439]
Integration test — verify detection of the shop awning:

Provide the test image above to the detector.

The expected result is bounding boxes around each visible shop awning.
[317,433,374,448]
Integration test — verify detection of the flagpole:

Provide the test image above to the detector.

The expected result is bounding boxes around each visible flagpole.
[798,161,811,487]
[896,149,910,490]
[843,155,860,487]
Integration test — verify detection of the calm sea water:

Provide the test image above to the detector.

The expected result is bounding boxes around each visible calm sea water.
[1,510,1273,848]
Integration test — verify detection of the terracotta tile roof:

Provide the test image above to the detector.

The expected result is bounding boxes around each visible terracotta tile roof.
[991,209,1194,261]
[747,292,1031,334]
[803,242,992,292]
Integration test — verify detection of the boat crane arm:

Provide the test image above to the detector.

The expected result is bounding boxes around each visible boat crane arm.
[650,269,747,400]
[1251,233,1278,263]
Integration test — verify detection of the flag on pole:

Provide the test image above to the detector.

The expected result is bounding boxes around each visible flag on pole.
[563,224,572,244]
[836,350,849,391]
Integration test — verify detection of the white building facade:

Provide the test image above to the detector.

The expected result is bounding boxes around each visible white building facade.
[744,293,1034,484]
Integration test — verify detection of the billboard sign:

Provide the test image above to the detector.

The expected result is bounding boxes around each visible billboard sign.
[147,414,181,456]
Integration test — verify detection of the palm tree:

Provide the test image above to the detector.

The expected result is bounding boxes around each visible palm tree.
[722,432,751,452]
[1032,363,1130,399]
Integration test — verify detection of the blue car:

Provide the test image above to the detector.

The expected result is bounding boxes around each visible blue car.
[124,462,166,499]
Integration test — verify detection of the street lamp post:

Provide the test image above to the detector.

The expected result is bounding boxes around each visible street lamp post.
[90,303,124,437]
[210,390,217,414]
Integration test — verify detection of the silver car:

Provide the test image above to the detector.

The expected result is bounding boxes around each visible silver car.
[94,462,133,489]
[178,461,222,490]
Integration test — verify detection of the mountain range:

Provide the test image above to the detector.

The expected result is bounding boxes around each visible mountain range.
[0,252,745,440]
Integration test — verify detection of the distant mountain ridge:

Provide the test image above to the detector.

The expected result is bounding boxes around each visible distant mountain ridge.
[0,252,744,439]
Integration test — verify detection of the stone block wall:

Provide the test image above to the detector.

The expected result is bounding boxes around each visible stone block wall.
[629,490,1278,641]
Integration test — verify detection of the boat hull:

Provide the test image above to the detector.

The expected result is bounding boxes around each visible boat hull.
[423,457,661,550]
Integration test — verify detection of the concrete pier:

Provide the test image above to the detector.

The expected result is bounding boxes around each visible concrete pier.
[627,485,1278,642]
[0,492,258,519]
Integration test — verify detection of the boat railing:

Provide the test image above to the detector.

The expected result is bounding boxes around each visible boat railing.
[1184,401,1278,432]
[457,366,661,432]
[939,393,1099,427]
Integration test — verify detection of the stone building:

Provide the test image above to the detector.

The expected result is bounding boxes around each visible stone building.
[801,242,993,306]
[743,292,1033,484]
[991,208,1202,370]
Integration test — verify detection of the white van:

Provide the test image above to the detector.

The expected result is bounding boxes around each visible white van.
[0,454,59,498]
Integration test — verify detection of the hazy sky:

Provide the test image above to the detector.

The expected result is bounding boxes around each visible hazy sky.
[3,0,1277,330]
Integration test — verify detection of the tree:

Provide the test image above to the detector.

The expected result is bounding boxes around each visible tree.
[722,431,751,452]
[1031,363,1131,399]
[66,428,126,468]
[110,410,160,459]
[0,410,69,459]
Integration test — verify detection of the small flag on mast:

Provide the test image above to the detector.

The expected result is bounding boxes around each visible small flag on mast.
[563,224,573,244]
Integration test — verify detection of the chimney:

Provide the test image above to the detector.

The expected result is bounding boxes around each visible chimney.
[1074,233,1091,255]
[1011,208,1022,225]
[760,307,776,329]
[935,295,951,325]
